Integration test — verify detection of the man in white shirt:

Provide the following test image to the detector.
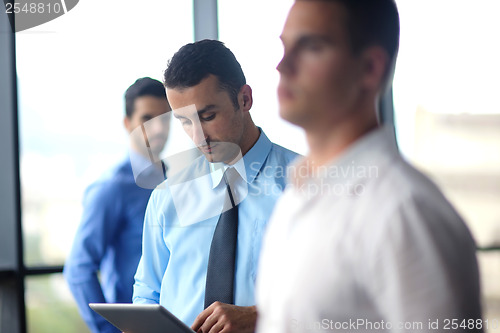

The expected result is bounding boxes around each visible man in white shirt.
[256,0,482,332]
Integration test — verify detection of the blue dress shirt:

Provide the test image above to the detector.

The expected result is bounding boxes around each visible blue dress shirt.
[133,131,298,326]
[64,152,165,333]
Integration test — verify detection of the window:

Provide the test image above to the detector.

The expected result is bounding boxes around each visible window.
[15,1,193,331]
[218,0,307,155]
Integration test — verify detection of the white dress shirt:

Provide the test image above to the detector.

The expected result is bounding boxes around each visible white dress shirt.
[256,126,482,333]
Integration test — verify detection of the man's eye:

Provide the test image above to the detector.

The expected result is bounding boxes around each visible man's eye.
[179,119,191,126]
[294,38,326,54]
[201,114,215,121]
[302,42,323,52]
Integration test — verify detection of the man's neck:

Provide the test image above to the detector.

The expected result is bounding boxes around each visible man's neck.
[305,110,378,168]
[221,124,260,165]
[239,123,261,157]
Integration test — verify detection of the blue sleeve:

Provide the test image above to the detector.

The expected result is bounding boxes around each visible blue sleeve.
[133,189,170,304]
[63,182,121,333]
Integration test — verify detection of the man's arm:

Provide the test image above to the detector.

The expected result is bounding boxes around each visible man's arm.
[63,183,121,333]
[191,302,257,333]
[133,190,170,304]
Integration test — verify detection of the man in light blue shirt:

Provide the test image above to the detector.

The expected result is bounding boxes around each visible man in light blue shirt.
[133,40,298,333]
[64,77,171,333]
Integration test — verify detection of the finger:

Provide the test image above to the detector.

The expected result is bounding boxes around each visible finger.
[201,310,221,333]
[191,306,214,331]
[207,320,226,333]
[202,302,228,333]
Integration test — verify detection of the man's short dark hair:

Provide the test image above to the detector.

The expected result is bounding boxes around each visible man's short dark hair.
[163,40,246,109]
[125,77,167,118]
[325,0,400,86]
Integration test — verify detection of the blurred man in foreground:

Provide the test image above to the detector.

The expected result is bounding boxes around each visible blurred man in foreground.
[256,1,482,332]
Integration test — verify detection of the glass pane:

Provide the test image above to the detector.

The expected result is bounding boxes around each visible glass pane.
[218,0,307,155]
[16,0,193,267]
[26,274,88,333]
[393,0,500,326]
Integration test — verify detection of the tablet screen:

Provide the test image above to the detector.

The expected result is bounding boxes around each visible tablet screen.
[89,303,195,333]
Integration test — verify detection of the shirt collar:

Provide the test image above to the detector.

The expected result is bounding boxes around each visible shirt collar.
[209,158,247,189]
[209,128,272,189]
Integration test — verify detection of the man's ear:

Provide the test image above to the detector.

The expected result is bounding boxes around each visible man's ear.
[360,46,389,91]
[124,116,132,133]
[238,84,253,112]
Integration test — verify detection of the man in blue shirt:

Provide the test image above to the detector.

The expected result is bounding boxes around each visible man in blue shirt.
[64,77,171,333]
[133,40,298,333]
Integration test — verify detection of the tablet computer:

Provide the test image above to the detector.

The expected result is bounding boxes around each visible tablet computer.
[89,303,195,333]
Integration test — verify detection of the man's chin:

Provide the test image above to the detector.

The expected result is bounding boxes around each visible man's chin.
[199,148,240,164]
[279,106,303,126]
[200,151,226,163]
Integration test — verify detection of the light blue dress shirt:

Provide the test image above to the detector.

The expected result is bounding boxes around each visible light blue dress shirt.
[64,151,165,333]
[133,131,298,326]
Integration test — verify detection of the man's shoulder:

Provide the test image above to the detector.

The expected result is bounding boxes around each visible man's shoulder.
[95,158,132,181]
[268,142,299,165]
[84,160,132,198]
[380,157,444,202]
[269,142,299,157]
[371,157,470,236]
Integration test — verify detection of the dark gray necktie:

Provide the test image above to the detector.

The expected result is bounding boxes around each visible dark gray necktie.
[204,168,239,308]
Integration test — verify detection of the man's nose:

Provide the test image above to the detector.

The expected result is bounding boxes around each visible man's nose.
[191,123,207,147]
[277,52,294,75]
